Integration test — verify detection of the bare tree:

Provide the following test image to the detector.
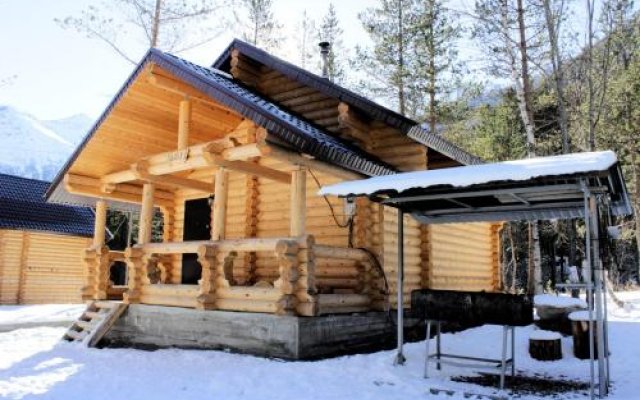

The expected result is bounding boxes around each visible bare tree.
[57,0,229,65]
[237,0,283,52]
[295,10,316,71]
[475,0,544,293]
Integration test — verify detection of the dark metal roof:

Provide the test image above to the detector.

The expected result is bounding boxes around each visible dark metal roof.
[46,48,395,202]
[213,39,416,132]
[0,173,94,236]
[408,125,484,166]
[212,39,483,166]
[320,152,633,224]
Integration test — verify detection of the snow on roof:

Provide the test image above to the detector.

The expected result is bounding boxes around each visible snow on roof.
[319,151,618,197]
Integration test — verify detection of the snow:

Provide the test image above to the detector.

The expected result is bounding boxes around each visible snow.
[534,294,587,309]
[0,305,84,326]
[0,292,639,400]
[568,310,597,321]
[529,330,562,340]
[319,150,618,197]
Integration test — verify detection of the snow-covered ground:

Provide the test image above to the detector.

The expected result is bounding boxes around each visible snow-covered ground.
[0,293,639,400]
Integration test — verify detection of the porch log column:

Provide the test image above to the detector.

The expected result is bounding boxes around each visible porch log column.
[93,200,107,248]
[178,99,191,150]
[94,199,109,300]
[126,183,154,304]
[211,167,229,241]
[138,183,156,245]
[290,167,306,237]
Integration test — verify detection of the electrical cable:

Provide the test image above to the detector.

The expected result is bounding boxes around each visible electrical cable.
[306,167,417,327]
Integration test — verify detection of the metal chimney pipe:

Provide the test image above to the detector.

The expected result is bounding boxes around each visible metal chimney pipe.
[318,41,331,79]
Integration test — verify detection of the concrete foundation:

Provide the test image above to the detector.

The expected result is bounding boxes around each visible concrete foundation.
[102,305,398,359]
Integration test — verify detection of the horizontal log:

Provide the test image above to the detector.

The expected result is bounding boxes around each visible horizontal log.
[139,293,198,308]
[217,286,281,301]
[316,278,362,289]
[215,298,280,313]
[141,284,199,297]
[317,293,370,308]
[313,245,369,262]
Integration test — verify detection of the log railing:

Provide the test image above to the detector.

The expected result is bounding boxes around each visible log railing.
[313,245,386,315]
[120,237,382,316]
[82,246,129,301]
[124,237,316,315]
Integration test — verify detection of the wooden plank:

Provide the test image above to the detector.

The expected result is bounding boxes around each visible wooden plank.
[87,303,129,348]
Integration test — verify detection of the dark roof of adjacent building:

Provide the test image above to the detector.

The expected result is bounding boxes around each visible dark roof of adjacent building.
[0,173,94,236]
[212,39,483,166]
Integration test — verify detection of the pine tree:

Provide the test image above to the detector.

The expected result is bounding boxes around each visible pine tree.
[238,0,283,52]
[353,0,415,116]
[410,0,463,131]
[317,3,346,83]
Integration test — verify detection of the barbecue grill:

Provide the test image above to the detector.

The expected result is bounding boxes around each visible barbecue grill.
[411,289,534,389]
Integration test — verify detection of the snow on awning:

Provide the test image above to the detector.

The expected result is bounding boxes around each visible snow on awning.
[319,151,632,224]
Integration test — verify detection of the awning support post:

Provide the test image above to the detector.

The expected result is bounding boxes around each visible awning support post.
[582,180,609,399]
[394,208,406,366]
[589,194,608,397]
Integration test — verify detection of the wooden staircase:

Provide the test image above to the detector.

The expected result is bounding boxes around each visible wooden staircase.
[63,301,128,347]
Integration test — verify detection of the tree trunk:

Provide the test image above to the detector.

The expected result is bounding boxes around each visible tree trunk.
[586,0,596,151]
[151,0,162,48]
[427,0,436,133]
[542,0,570,154]
[516,0,536,157]
[397,0,406,115]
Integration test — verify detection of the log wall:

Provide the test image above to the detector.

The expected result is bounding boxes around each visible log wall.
[427,223,501,292]
[0,229,91,304]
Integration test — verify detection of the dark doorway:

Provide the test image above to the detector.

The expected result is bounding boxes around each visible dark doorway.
[182,197,212,284]
[110,262,127,286]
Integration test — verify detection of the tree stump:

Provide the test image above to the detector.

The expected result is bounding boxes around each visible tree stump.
[529,330,562,361]
[570,311,597,359]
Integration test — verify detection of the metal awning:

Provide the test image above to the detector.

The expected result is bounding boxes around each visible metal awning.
[320,150,632,224]
[319,151,633,399]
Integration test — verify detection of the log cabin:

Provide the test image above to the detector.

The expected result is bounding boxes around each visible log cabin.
[45,40,502,356]
[0,173,93,304]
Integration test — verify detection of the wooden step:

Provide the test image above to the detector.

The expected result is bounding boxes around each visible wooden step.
[63,301,128,346]
[64,330,87,341]
[83,311,101,320]
[74,320,92,330]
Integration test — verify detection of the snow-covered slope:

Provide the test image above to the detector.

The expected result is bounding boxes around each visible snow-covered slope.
[0,106,91,180]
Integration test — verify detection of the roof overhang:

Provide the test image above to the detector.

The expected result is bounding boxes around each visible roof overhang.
[320,151,633,224]
[47,48,394,210]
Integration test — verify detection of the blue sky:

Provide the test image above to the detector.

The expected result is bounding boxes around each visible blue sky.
[0,0,630,121]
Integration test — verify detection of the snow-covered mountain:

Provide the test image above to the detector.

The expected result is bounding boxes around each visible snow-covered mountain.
[0,106,92,181]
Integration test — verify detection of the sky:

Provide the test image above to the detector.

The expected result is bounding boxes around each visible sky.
[0,0,379,120]
[0,0,633,121]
